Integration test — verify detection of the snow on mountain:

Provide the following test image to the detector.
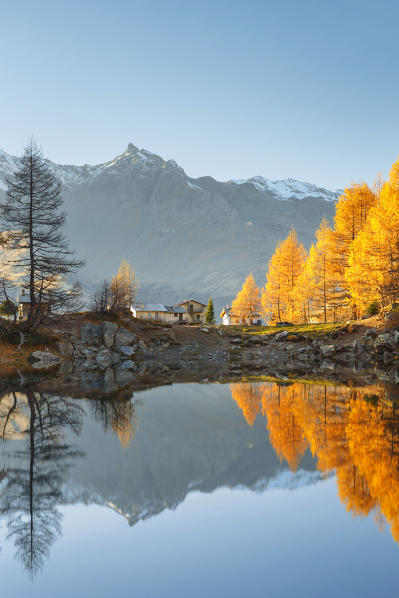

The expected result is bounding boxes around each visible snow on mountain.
[230,175,341,201]
[0,143,338,307]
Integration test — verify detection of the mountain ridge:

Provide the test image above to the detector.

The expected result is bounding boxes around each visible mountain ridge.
[0,143,338,308]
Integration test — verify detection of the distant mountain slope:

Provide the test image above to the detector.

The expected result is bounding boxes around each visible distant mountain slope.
[0,143,338,307]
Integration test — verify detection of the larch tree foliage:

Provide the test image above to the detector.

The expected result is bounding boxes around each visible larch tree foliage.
[231,273,261,324]
[329,182,376,315]
[109,259,139,311]
[347,160,399,311]
[305,219,338,323]
[205,297,215,324]
[0,141,83,326]
[262,228,306,323]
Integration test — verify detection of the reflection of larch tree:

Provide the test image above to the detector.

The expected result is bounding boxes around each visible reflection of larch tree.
[0,388,84,578]
[88,397,138,449]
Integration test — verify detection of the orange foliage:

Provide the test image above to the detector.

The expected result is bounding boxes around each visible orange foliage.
[229,380,399,544]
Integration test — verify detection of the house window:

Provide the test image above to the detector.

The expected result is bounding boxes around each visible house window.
[154,312,159,319]
[196,315,200,321]
[189,304,193,312]
[174,313,178,318]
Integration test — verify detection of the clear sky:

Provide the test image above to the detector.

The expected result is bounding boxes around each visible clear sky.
[1,0,398,189]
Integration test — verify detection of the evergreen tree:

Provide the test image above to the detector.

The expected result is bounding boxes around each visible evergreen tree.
[205,297,215,324]
[0,140,83,326]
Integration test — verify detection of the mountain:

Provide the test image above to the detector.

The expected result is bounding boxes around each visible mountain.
[0,143,339,308]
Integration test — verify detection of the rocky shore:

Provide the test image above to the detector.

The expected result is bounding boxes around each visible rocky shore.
[24,311,399,394]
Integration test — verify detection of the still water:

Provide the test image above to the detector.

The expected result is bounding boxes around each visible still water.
[0,379,398,597]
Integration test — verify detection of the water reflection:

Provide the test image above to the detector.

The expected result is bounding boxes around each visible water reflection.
[0,377,399,581]
[0,385,140,577]
[231,380,399,542]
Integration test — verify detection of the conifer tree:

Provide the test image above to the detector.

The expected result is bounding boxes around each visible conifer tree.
[347,161,399,311]
[232,273,261,324]
[262,228,306,323]
[0,140,83,326]
[205,297,215,324]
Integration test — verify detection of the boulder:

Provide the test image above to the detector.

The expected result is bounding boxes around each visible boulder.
[96,349,112,369]
[115,328,137,346]
[81,323,103,346]
[115,369,135,386]
[319,344,336,357]
[364,328,378,339]
[30,351,61,369]
[119,345,135,357]
[118,359,135,369]
[56,341,74,356]
[102,321,118,348]
[275,331,289,341]
[103,368,117,393]
[200,328,210,333]
[137,339,148,353]
[374,333,395,352]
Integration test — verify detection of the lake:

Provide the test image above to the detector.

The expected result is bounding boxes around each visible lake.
[0,379,398,597]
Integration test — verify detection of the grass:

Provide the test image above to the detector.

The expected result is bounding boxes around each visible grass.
[219,322,345,337]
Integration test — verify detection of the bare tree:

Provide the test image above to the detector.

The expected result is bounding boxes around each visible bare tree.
[0,140,84,327]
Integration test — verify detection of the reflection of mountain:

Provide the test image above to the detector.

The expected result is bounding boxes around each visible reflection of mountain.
[62,384,317,526]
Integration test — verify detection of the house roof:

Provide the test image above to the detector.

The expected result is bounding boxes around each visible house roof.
[132,303,185,314]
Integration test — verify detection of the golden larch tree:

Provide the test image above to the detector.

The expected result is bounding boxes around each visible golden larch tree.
[262,228,306,323]
[231,273,261,324]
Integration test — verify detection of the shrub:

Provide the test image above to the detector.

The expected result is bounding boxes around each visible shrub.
[366,300,380,316]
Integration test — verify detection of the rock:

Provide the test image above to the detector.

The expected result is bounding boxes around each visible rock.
[374,333,395,352]
[286,334,301,342]
[30,351,61,369]
[82,359,98,370]
[118,360,135,369]
[96,349,112,369]
[319,344,335,357]
[81,323,103,346]
[394,330,399,345]
[275,331,289,341]
[137,339,148,353]
[200,328,210,333]
[102,321,118,347]
[56,341,74,356]
[319,359,335,371]
[230,338,242,344]
[364,328,378,339]
[115,369,135,386]
[119,345,135,357]
[110,351,121,365]
[353,340,363,354]
[115,328,137,346]
[103,368,117,393]
[383,351,395,364]
[80,370,103,391]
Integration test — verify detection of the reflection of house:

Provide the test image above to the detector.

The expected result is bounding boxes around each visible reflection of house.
[131,299,207,324]
[17,289,51,321]
[220,305,261,326]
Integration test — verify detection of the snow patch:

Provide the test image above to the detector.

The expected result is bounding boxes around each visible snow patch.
[230,175,339,202]
[187,181,202,190]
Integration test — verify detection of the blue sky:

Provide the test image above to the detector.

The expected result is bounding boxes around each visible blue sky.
[1,0,398,188]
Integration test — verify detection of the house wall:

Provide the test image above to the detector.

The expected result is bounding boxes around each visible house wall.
[132,310,188,323]
[180,301,206,323]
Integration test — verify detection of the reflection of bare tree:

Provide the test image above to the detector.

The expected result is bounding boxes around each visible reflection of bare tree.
[0,387,84,578]
[89,397,138,449]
